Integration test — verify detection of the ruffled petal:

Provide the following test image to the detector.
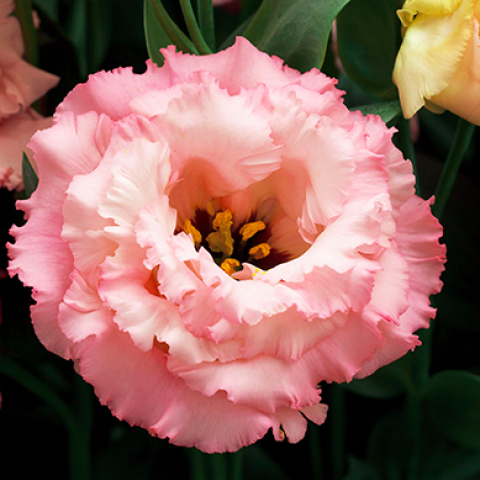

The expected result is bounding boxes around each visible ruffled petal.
[161,36,301,95]
[57,61,168,120]
[167,353,321,413]
[77,323,323,453]
[356,196,445,377]
[155,81,281,217]
[8,111,110,358]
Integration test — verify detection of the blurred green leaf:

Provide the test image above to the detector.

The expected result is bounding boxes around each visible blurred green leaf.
[336,0,401,99]
[352,100,401,124]
[93,426,162,480]
[342,456,381,480]
[66,0,113,77]
[342,356,409,399]
[144,0,173,66]
[244,0,351,72]
[85,0,113,73]
[419,426,480,480]
[33,0,59,21]
[22,152,38,198]
[422,370,480,451]
[242,445,291,480]
[367,412,412,480]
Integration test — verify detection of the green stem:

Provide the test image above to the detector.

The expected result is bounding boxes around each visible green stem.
[147,0,198,54]
[0,356,91,480]
[308,425,323,480]
[74,373,93,476]
[180,0,213,54]
[397,116,421,197]
[230,450,244,480]
[211,453,228,480]
[187,448,207,480]
[405,391,422,480]
[432,118,475,220]
[330,384,346,480]
[196,0,216,51]
[14,0,38,66]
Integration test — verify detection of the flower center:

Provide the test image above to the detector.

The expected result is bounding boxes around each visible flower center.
[182,209,273,275]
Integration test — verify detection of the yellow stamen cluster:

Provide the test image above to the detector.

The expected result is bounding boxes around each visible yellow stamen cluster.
[239,221,266,241]
[206,210,234,258]
[248,243,271,260]
[183,219,202,247]
[220,258,241,275]
[183,209,272,277]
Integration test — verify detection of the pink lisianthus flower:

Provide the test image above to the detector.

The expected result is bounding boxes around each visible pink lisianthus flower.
[0,0,58,190]
[8,37,445,453]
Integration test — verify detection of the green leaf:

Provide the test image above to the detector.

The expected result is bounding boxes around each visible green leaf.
[144,0,175,66]
[145,0,198,56]
[419,426,480,480]
[366,412,413,480]
[14,0,38,66]
[22,152,38,198]
[180,0,212,54]
[352,100,401,124]
[422,370,480,451]
[244,0,351,73]
[196,0,216,51]
[342,457,381,480]
[336,0,401,99]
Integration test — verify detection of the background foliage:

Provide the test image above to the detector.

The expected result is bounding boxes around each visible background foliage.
[1,1,479,479]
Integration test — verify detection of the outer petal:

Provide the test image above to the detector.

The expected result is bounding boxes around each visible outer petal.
[393,0,474,118]
[167,353,321,413]
[57,62,168,120]
[356,196,445,377]
[77,323,322,453]
[161,36,301,95]
[8,111,110,358]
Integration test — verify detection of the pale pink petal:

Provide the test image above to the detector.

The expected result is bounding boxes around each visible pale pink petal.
[78,324,318,453]
[356,197,445,377]
[239,309,347,361]
[167,353,321,413]
[57,62,169,120]
[268,91,356,231]
[8,111,110,358]
[161,36,301,96]
[155,81,281,216]
[58,270,111,342]
[304,311,384,383]
[301,403,329,425]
